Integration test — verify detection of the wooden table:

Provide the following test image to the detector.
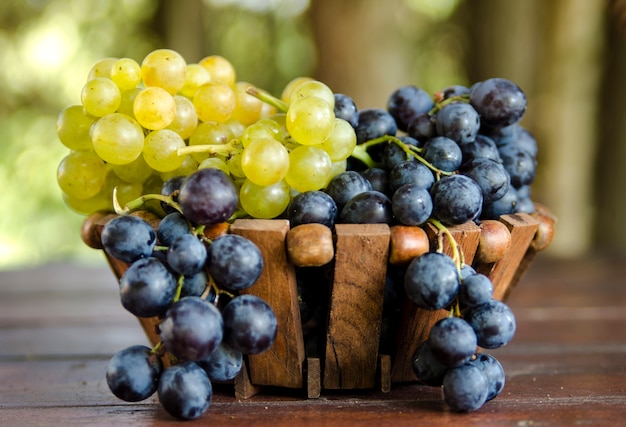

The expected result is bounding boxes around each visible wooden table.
[1,255,625,426]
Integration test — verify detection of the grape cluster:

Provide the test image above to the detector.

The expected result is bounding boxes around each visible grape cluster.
[56,48,544,417]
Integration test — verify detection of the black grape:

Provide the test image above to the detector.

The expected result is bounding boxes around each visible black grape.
[106,345,163,402]
[178,168,238,226]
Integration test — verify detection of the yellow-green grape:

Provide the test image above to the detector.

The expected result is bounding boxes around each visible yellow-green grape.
[110,58,142,92]
[259,100,278,120]
[198,55,236,86]
[56,105,97,151]
[320,118,357,161]
[193,81,236,123]
[159,155,198,182]
[189,121,235,162]
[111,155,153,184]
[241,121,280,148]
[281,76,313,103]
[241,138,289,186]
[141,49,187,94]
[57,150,108,199]
[180,63,212,98]
[142,129,186,172]
[91,113,145,165]
[225,119,245,138]
[286,96,335,146]
[240,179,290,219]
[231,81,264,126]
[104,172,144,207]
[87,57,118,80]
[81,77,121,117]
[166,95,198,140]
[117,87,142,117]
[227,153,245,178]
[329,159,347,182]
[133,86,176,130]
[289,80,335,109]
[285,145,332,192]
[198,157,229,175]
[62,191,111,215]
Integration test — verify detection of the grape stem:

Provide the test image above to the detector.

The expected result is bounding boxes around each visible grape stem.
[246,86,289,113]
[427,218,462,278]
[428,94,471,116]
[177,140,242,158]
[113,189,183,216]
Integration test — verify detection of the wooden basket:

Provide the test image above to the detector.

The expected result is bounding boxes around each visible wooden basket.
[82,206,555,399]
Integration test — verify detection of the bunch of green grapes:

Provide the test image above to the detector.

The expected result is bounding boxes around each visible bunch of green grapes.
[56,48,356,219]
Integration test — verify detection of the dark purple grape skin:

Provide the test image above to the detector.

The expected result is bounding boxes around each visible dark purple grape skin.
[470,353,506,401]
[207,234,263,292]
[391,184,433,226]
[178,168,238,226]
[407,113,436,141]
[333,93,359,127]
[431,174,483,225]
[160,175,186,214]
[101,215,156,263]
[119,257,177,318]
[197,341,243,382]
[459,273,494,309]
[381,136,420,170]
[157,212,190,246]
[288,190,337,228]
[498,143,537,188]
[355,108,398,144]
[460,157,511,204]
[465,299,516,349]
[339,190,393,225]
[157,362,212,420]
[389,160,435,193]
[160,296,224,361]
[325,170,373,211]
[106,345,163,402]
[412,341,448,386]
[481,185,518,219]
[167,233,207,276]
[386,85,434,131]
[404,252,459,310]
[222,294,278,355]
[443,363,489,412]
[437,84,470,100]
[459,134,502,163]
[360,167,390,195]
[435,102,481,144]
[421,136,463,173]
[470,78,527,127]
[428,317,478,367]
[181,270,209,298]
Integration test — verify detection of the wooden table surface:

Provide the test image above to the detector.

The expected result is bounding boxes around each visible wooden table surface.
[1,254,625,426]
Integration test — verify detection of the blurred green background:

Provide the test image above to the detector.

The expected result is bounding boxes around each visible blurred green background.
[1,0,625,269]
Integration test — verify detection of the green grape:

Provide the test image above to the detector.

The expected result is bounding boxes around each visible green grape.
[198,157,229,175]
[180,63,212,98]
[198,55,236,86]
[111,154,153,184]
[81,77,121,117]
[231,81,264,126]
[91,113,145,165]
[289,80,335,109]
[133,86,176,130]
[329,159,348,181]
[319,118,357,161]
[227,153,245,178]
[142,129,186,172]
[62,191,111,215]
[281,76,313,103]
[286,96,335,146]
[241,138,289,186]
[189,121,235,162]
[57,150,108,199]
[117,87,141,117]
[241,121,280,148]
[166,95,198,140]
[159,155,198,182]
[110,58,142,91]
[56,105,97,151]
[141,48,187,94]
[285,145,332,192]
[193,81,236,123]
[87,57,118,80]
[104,172,144,207]
[225,119,246,138]
[240,179,290,219]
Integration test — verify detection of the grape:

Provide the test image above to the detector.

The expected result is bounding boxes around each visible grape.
[180,63,212,98]
[460,157,510,204]
[197,341,243,382]
[465,299,516,349]
[81,77,121,117]
[193,81,237,123]
[289,80,335,109]
[91,113,145,165]
[56,150,108,200]
[288,190,337,228]
[339,190,393,224]
[411,341,448,386]
[106,345,163,402]
[231,81,266,126]
[380,136,420,171]
[198,157,230,175]
[160,175,185,214]
[158,362,212,420]
[101,215,156,263]
[133,86,176,130]
[428,317,477,367]
[333,93,359,127]
[459,273,493,309]
[407,113,436,141]
[512,127,538,157]
[437,84,470,100]
[421,136,463,173]
[319,118,357,162]
[360,167,390,194]
[431,174,483,225]
[443,363,489,412]
[391,184,433,226]
[119,257,177,318]
[116,87,141,117]
[141,48,187,95]
[286,96,335,146]
[459,134,501,163]
[435,102,480,144]
[481,184,518,219]
[178,168,238,225]
[325,170,372,211]
[285,145,332,192]
[167,234,208,276]
[198,54,236,86]
[110,57,142,91]
[239,179,290,218]
[142,129,186,172]
[241,138,290,186]
[386,85,434,131]
[470,353,505,401]
[181,270,209,298]
[241,121,281,148]
[498,143,537,188]
[189,121,235,162]
[404,252,459,310]
[222,294,278,355]
[56,105,97,151]
[87,57,117,80]
[470,78,527,127]
[388,160,435,193]
[111,155,152,184]
[160,296,224,361]
[355,108,398,144]
[208,234,264,292]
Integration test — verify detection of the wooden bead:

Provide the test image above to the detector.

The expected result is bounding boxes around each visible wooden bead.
[80,211,111,249]
[202,222,230,241]
[475,219,512,264]
[530,209,556,251]
[286,223,334,267]
[388,225,430,266]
